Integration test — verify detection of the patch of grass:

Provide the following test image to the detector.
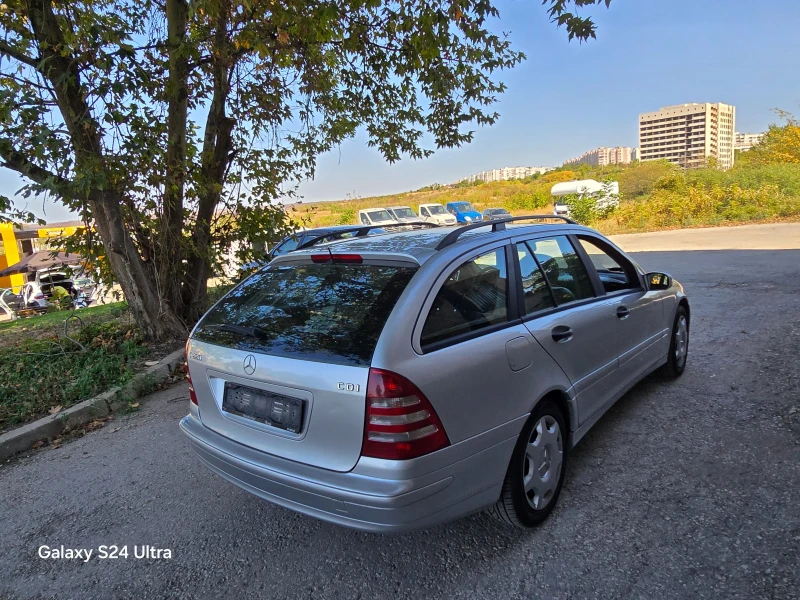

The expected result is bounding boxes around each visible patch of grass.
[0,301,129,346]
[0,320,149,432]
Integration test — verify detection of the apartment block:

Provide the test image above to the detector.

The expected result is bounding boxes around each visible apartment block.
[638,103,736,169]
[563,146,633,167]
[735,132,765,152]
[463,166,554,183]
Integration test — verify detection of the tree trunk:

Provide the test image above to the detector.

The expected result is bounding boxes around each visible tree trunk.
[181,1,234,322]
[25,0,186,341]
[91,190,187,340]
[161,0,190,314]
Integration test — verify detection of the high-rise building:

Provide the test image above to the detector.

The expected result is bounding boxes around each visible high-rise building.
[735,132,765,152]
[563,147,633,167]
[638,103,736,169]
[462,166,554,183]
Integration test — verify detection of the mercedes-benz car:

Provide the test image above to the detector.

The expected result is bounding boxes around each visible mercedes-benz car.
[181,216,689,532]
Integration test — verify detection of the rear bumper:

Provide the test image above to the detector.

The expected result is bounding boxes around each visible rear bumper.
[180,415,517,533]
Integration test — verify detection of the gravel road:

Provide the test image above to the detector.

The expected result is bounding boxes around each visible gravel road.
[1,224,799,600]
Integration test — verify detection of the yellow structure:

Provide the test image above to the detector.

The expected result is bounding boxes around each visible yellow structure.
[0,220,84,290]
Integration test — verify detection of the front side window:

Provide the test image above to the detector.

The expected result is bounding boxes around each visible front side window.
[526,236,594,305]
[454,202,476,213]
[420,207,429,216]
[427,205,446,215]
[421,248,508,346]
[578,237,640,294]
[516,244,556,315]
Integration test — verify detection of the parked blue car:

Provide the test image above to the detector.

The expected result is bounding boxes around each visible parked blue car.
[446,201,483,223]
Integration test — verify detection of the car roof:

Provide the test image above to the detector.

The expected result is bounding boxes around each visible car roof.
[387,205,413,210]
[280,222,598,266]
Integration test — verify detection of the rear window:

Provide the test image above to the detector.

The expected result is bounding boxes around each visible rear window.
[193,262,417,366]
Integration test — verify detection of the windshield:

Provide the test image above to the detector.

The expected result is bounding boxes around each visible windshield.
[367,210,393,222]
[426,205,446,215]
[392,207,416,219]
[453,203,476,213]
[193,262,417,366]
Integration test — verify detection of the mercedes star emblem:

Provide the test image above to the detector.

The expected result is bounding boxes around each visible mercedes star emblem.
[243,354,256,375]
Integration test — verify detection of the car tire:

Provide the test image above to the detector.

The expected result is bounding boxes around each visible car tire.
[658,304,689,378]
[488,399,567,528]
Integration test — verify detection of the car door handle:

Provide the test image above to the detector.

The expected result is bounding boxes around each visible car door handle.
[616,306,630,319]
[551,325,573,343]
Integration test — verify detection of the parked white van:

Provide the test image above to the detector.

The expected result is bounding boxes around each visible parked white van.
[358,208,401,228]
[386,206,419,224]
[418,203,457,226]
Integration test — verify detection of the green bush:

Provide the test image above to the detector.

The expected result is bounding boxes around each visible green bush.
[337,208,355,225]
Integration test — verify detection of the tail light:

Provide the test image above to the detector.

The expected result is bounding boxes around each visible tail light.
[362,368,449,460]
[34,293,45,300]
[184,340,198,405]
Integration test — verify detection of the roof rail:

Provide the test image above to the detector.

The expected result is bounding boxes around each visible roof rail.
[435,215,578,251]
[295,222,438,250]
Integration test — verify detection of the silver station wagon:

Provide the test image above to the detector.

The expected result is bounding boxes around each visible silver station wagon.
[181,216,690,532]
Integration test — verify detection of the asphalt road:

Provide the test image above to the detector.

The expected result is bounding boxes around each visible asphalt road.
[2,224,799,600]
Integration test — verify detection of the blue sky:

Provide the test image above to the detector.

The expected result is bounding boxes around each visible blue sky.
[3,0,798,222]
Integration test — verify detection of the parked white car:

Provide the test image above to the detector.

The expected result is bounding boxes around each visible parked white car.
[418,203,457,226]
[357,208,401,228]
[20,282,49,308]
[386,206,419,224]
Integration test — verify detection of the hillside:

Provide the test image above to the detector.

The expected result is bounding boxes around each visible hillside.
[285,157,800,234]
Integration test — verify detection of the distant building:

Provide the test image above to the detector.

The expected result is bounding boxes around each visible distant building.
[563,147,633,167]
[735,132,765,152]
[638,102,736,169]
[462,166,554,183]
[632,147,640,161]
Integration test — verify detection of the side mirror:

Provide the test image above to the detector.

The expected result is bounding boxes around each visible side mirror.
[646,272,672,290]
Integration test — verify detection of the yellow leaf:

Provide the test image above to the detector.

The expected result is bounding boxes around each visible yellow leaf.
[49,405,62,415]
[130,402,140,408]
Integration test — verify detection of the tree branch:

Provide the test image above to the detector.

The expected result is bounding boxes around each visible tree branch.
[0,142,74,197]
[0,40,41,70]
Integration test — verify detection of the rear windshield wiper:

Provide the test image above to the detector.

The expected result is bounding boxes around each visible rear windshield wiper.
[204,323,270,339]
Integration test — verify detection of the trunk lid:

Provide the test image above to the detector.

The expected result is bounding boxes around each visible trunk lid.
[188,340,368,472]
[188,258,418,472]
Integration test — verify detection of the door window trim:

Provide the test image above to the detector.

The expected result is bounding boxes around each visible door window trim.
[514,241,559,318]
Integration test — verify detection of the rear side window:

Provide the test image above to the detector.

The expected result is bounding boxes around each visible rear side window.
[421,248,508,346]
[527,236,594,305]
[193,263,417,366]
